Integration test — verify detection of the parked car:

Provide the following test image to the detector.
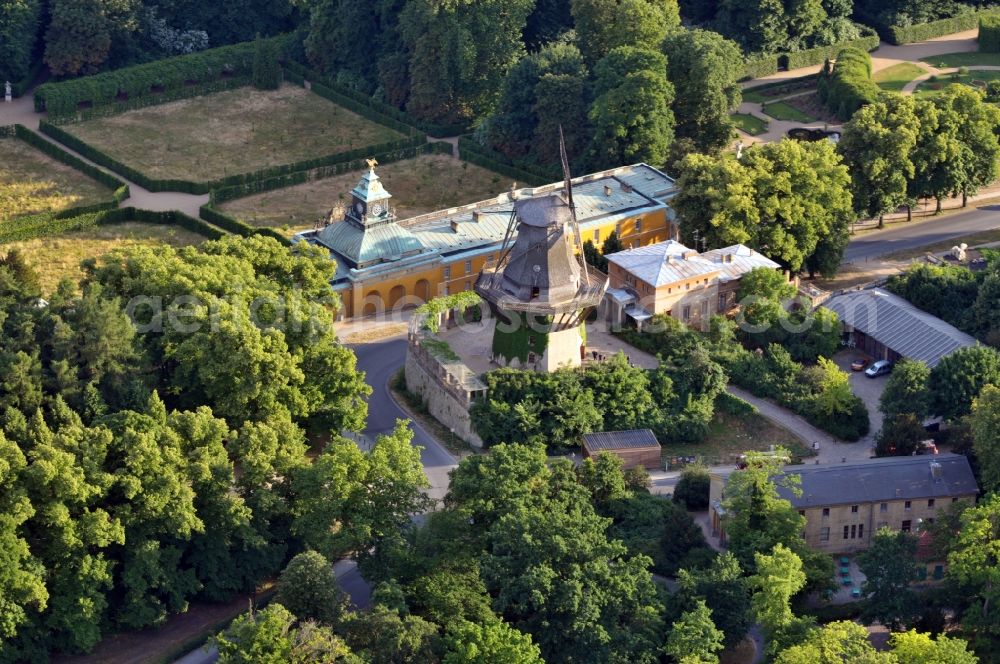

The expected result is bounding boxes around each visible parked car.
[850,357,870,371]
[865,360,893,378]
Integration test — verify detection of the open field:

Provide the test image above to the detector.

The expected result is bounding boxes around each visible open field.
[914,70,1000,98]
[762,100,815,122]
[731,112,768,136]
[661,410,813,467]
[5,222,205,293]
[1,138,113,222]
[920,51,1000,68]
[218,154,511,235]
[65,84,404,182]
[874,62,928,92]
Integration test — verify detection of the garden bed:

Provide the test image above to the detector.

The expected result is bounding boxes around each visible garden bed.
[761,99,816,122]
[731,113,769,136]
[62,84,405,182]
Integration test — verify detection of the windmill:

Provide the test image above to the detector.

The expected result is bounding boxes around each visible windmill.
[474,128,608,371]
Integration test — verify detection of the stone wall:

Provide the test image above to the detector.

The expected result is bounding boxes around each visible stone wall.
[405,344,485,448]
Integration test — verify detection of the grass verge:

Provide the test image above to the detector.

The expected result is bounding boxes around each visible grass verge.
[65,84,404,182]
[761,100,815,122]
[874,62,928,92]
[390,367,477,459]
[913,69,1000,98]
[731,112,769,136]
[1,137,113,222]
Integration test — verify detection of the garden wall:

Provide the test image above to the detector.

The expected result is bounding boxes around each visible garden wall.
[405,342,484,448]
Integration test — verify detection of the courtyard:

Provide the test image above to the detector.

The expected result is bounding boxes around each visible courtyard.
[62,84,404,182]
[217,154,511,236]
[1,137,113,222]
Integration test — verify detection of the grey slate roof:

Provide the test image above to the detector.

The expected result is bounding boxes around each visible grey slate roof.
[582,429,661,452]
[776,454,978,509]
[822,288,976,367]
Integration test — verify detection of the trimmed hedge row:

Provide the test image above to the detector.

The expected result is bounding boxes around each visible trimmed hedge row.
[209,141,453,204]
[818,47,882,121]
[0,207,223,244]
[47,77,251,124]
[887,9,1000,46]
[283,60,468,138]
[981,15,1000,52]
[782,29,880,70]
[742,28,879,80]
[40,119,426,194]
[309,80,421,137]
[457,137,555,186]
[34,35,292,115]
[0,125,16,138]
[199,204,291,245]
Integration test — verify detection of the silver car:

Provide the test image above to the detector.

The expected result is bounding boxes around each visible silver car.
[865,360,893,378]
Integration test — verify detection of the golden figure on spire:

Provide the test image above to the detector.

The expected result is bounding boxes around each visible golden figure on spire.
[366,158,378,170]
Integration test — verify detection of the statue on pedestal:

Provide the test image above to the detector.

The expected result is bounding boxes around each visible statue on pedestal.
[4,81,11,103]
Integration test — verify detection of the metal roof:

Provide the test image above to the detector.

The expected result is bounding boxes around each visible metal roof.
[582,429,661,452]
[307,163,677,280]
[605,241,780,287]
[821,288,976,367]
[316,218,423,268]
[776,454,978,508]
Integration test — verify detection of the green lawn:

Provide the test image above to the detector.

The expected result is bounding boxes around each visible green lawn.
[730,112,769,136]
[761,100,815,122]
[919,52,1000,68]
[874,62,928,92]
[913,70,1000,99]
[661,410,813,468]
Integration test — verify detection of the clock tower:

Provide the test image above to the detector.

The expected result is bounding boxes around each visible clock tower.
[347,158,395,227]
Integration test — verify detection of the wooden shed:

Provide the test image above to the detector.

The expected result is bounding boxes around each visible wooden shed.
[581,429,662,471]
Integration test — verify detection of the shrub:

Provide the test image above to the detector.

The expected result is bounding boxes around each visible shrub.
[716,391,757,416]
[823,47,882,120]
[982,15,1000,53]
[673,466,711,510]
[743,53,779,81]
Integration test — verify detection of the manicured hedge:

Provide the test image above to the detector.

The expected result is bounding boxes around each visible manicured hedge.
[981,15,1000,52]
[887,10,1000,46]
[283,60,468,138]
[47,77,251,124]
[199,204,291,245]
[309,80,421,137]
[782,29,880,70]
[458,137,556,186]
[34,35,292,115]
[819,47,882,121]
[742,27,879,80]
[0,125,16,138]
[40,119,426,194]
[743,54,780,80]
[0,207,224,244]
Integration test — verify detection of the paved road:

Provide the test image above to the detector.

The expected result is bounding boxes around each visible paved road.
[843,204,1000,264]
[349,337,457,502]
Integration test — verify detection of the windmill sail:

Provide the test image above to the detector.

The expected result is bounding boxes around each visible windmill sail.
[559,126,589,286]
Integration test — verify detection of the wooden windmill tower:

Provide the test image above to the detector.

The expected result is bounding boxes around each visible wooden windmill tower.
[475,129,608,371]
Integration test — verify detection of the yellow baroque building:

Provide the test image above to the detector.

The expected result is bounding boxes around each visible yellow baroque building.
[297,162,679,319]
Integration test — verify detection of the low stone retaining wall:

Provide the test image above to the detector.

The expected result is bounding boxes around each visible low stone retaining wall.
[405,342,485,448]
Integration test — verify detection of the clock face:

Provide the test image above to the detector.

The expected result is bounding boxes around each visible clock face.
[355,202,364,214]
[371,203,384,216]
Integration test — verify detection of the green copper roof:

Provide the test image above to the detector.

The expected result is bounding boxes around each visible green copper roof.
[351,167,392,204]
[317,219,423,268]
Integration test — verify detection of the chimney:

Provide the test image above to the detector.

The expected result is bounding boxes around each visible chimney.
[450,220,460,232]
[930,461,942,479]
[725,254,733,263]
[682,250,698,260]
[620,182,633,193]
[603,184,613,197]
[472,210,481,223]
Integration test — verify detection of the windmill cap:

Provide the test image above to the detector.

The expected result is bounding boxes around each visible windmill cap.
[514,193,572,228]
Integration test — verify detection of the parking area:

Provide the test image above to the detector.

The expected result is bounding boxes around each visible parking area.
[834,350,886,447]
